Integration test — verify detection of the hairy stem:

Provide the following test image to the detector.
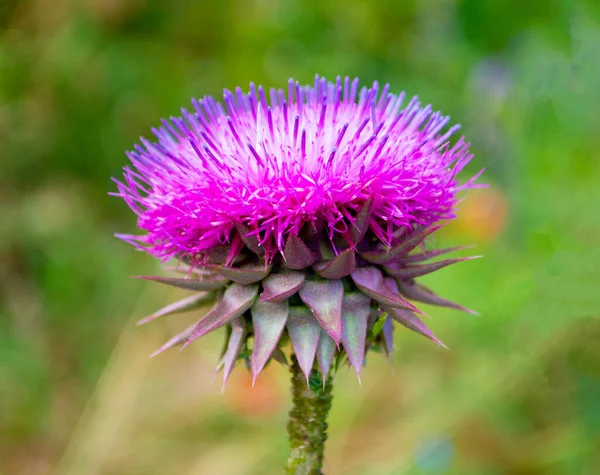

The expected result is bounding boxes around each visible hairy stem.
[286,356,333,475]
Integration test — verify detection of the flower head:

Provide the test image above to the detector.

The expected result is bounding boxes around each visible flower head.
[114,75,483,386]
[115,75,481,265]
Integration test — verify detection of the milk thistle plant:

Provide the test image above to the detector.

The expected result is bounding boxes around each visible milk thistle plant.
[113,75,483,474]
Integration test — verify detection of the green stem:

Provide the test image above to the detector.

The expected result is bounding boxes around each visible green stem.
[286,356,333,475]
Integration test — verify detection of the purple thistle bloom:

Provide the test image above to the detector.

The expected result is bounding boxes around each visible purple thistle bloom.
[114,75,481,266]
[113,75,483,385]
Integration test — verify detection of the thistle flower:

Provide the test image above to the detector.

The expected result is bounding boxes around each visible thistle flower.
[113,75,483,387]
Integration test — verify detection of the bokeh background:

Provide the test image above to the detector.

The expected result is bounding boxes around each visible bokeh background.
[2,0,600,474]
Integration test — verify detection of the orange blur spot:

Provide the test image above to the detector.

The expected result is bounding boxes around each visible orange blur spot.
[454,187,509,242]
[225,364,283,417]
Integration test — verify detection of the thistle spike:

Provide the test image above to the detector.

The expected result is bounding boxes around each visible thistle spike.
[260,271,306,302]
[286,306,321,383]
[149,322,197,358]
[317,330,336,381]
[215,262,273,284]
[384,305,446,348]
[251,300,289,382]
[361,225,442,264]
[207,245,246,265]
[341,293,371,379]
[219,318,247,391]
[283,234,317,269]
[182,283,258,348]
[404,245,474,263]
[344,198,373,246]
[382,316,394,360]
[299,279,344,344]
[235,222,265,255]
[132,274,228,292]
[351,267,421,313]
[397,280,478,315]
[313,248,356,279]
[162,264,212,277]
[383,256,481,280]
[137,292,214,325]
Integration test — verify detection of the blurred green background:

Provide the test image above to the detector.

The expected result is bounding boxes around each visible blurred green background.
[2,0,600,474]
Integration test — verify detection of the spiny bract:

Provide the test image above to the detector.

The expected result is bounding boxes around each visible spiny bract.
[113,75,483,387]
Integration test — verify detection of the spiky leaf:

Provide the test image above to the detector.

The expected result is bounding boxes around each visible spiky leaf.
[283,234,317,269]
[382,277,443,346]
[317,330,336,380]
[260,271,306,302]
[219,318,247,390]
[397,280,478,314]
[207,245,246,265]
[384,305,445,347]
[361,226,441,264]
[299,279,344,344]
[162,264,212,277]
[383,256,480,279]
[404,245,473,263]
[137,292,215,325]
[150,322,197,358]
[341,293,371,378]
[313,248,356,279]
[344,198,373,245]
[251,300,289,380]
[351,267,420,313]
[216,262,272,284]
[183,283,259,347]
[382,316,394,359]
[287,306,321,382]
[235,222,265,255]
[133,274,228,291]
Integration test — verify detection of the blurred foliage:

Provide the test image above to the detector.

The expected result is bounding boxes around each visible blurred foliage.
[1,0,600,474]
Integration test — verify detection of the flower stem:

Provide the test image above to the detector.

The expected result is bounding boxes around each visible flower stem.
[286,355,333,475]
